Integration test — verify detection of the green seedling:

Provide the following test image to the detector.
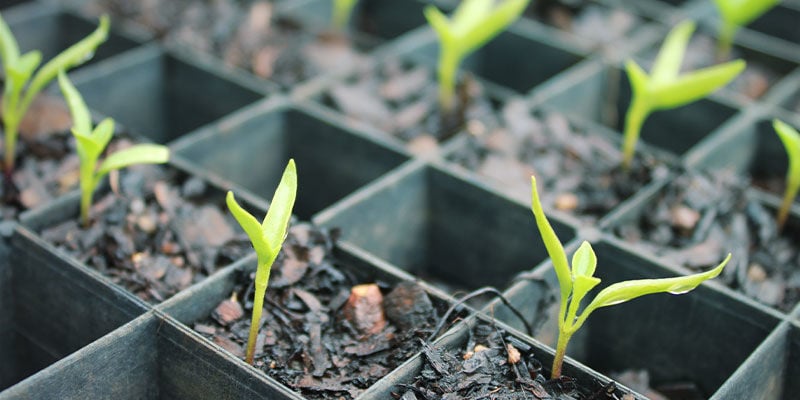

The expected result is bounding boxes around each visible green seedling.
[530,175,730,378]
[57,72,169,227]
[711,0,779,59]
[773,119,800,231]
[622,20,745,170]
[332,0,358,31]
[0,14,109,174]
[226,159,297,365]
[424,0,528,111]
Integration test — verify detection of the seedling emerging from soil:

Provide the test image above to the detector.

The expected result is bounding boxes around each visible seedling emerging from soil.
[332,0,358,31]
[58,72,169,227]
[773,119,800,231]
[530,175,730,378]
[622,20,745,170]
[226,159,297,365]
[424,0,528,111]
[0,14,109,175]
[711,0,779,59]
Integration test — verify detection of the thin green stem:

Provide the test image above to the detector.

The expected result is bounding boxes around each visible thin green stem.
[777,183,799,231]
[551,329,573,379]
[245,280,267,365]
[437,46,460,113]
[4,120,18,172]
[622,96,650,171]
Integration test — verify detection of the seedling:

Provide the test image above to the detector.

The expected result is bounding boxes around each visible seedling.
[0,14,109,175]
[529,175,730,378]
[332,0,358,32]
[226,159,297,365]
[57,72,169,227]
[773,119,800,231]
[711,0,779,59]
[622,20,745,170]
[423,0,528,111]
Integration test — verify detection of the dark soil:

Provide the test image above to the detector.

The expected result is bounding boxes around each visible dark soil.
[449,101,667,222]
[394,318,633,400]
[39,164,253,303]
[323,58,496,154]
[525,1,641,49]
[81,0,367,88]
[193,223,462,400]
[614,169,800,311]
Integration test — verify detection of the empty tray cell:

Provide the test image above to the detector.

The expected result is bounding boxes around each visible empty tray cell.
[8,9,139,70]
[548,62,737,157]
[316,164,576,293]
[0,314,300,399]
[0,225,146,391]
[74,48,264,144]
[491,239,780,398]
[173,102,409,219]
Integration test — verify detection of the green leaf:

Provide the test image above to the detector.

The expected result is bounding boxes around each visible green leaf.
[92,117,115,152]
[651,59,745,109]
[451,0,493,36]
[459,0,527,55]
[651,20,695,84]
[21,15,109,116]
[0,13,20,66]
[71,128,102,163]
[713,0,779,27]
[571,275,601,309]
[530,176,572,303]
[624,59,648,98]
[583,254,731,314]
[423,6,454,44]
[96,143,169,176]
[571,241,597,278]
[227,191,272,262]
[58,71,92,136]
[774,119,800,188]
[262,159,297,256]
[7,51,41,84]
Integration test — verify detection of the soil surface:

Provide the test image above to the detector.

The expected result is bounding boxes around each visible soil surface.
[40,164,252,303]
[81,0,368,88]
[324,58,495,154]
[395,318,633,400]
[614,169,800,311]
[526,1,641,49]
[194,223,461,400]
[449,101,667,222]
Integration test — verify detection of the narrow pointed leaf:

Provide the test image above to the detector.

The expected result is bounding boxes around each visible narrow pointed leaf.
[571,275,601,311]
[0,14,20,65]
[774,119,800,186]
[262,159,297,256]
[97,144,168,176]
[530,176,572,302]
[227,191,271,261]
[651,20,695,83]
[58,71,92,136]
[7,51,41,83]
[583,254,730,314]
[651,59,745,109]
[571,241,597,278]
[713,0,779,26]
[71,128,102,162]
[451,0,493,35]
[624,59,648,97]
[460,0,527,55]
[92,117,115,152]
[424,6,454,43]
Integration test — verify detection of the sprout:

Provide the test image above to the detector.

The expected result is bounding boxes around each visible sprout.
[529,175,730,378]
[57,72,169,227]
[773,119,800,231]
[423,0,528,112]
[226,159,297,365]
[0,14,110,175]
[332,0,358,32]
[711,0,779,59]
[622,20,745,170]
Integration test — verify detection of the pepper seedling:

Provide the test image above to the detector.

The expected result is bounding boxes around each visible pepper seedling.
[423,0,528,112]
[711,0,779,60]
[621,20,745,170]
[332,0,358,32]
[226,159,297,365]
[57,72,169,227]
[529,175,730,378]
[773,119,800,231]
[0,14,109,175]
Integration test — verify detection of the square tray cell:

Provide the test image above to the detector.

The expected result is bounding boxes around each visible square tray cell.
[411,24,586,95]
[8,9,140,70]
[546,62,738,158]
[73,47,265,144]
[172,101,409,219]
[0,313,300,399]
[0,225,146,391]
[489,239,780,398]
[315,164,576,293]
